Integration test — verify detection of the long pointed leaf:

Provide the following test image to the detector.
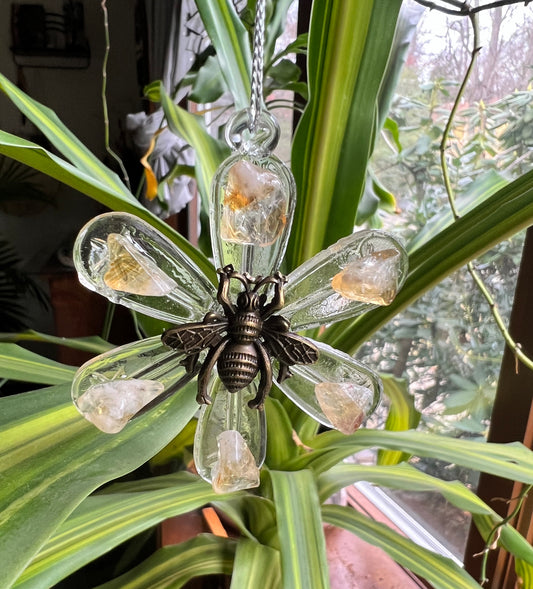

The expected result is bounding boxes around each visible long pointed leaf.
[17,473,219,588]
[0,343,76,384]
[323,504,482,589]
[0,330,113,354]
[195,0,251,110]
[0,131,216,283]
[0,382,198,588]
[326,167,533,352]
[95,535,236,589]
[270,470,330,589]
[288,0,402,269]
[0,72,130,197]
[229,539,281,589]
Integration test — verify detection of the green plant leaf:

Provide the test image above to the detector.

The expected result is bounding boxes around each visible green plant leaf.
[270,470,329,589]
[473,514,533,567]
[326,167,533,352]
[0,381,198,588]
[0,73,130,198]
[0,330,113,354]
[0,343,76,384]
[94,535,236,589]
[323,504,482,589]
[288,0,402,270]
[229,539,281,589]
[159,84,230,212]
[265,397,299,468]
[378,375,421,465]
[17,473,219,588]
[195,0,251,110]
[310,429,533,484]
[0,131,216,283]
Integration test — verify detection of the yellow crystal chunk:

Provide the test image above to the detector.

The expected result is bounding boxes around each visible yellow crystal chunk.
[221,160,287,246]
[315,382,373,434]
[104,233,177,296]
[75,378,165,433]
[331,248,400,305]
[211,430,261,493]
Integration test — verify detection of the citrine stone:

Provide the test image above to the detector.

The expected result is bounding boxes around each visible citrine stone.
[221,160,287,246]
[315,382,374,434]
[211,430,261,494]
[104,233,177,296]
[331,248,401,305]
[75,378,165,433]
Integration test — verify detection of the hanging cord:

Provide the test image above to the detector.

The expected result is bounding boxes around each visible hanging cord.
[249,0,267,131]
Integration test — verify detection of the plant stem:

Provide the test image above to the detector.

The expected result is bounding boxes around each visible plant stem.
[439,13,533,374]
[100,0,131,190]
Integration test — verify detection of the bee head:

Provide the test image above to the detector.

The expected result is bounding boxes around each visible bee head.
[236,290,261,311]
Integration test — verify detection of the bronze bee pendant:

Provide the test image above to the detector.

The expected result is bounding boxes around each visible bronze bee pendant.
[161,265,319,409]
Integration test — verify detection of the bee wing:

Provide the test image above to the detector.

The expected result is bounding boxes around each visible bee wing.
[74,212,217,324]
[274,340,382,435]
[162,319,227,354]
[262,322,319,367]
[282,230,408,331]
[72,336,196,434]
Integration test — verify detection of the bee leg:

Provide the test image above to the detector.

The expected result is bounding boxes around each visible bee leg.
[196,338,229,405]
[181,353,199,374]
[277,362,292,383]
[248,342,272,410]
[261,273,286,319]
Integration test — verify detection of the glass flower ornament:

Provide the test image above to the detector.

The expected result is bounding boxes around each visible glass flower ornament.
[71,108,408,493]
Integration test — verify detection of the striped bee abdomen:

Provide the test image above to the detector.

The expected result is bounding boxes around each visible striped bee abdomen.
[218,344,259,392]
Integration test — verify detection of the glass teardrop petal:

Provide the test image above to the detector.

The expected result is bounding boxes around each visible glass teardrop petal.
[74,212,216,323]
[210,154,296,276]
[72,336,188,433]
[194,377,266,488]
[275,340,381,433]
[283,230,408,331]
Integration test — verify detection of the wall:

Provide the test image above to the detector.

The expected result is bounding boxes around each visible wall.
[0,0,143,334]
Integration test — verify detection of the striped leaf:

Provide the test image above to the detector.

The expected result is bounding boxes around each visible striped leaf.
[0,382,198,588]
[0,73,130,198]
[310,429,533,485]
[326,167,533,352]
[0,131,215,283]
[270,470,330,589]
[16,473,219,588]
[0,330,113,355]
[0,343,76,384]
[323,504,482,589]
[95,535,236,589]
[287,0,402,270]
[159,85,229,210]
[378,375,421,465]
[229,539,281,589]
[195,0,251,110]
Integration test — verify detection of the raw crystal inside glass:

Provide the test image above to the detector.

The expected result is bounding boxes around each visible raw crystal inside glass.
[74,212,216,323]
[211,430,261,494]
[283,230,408,331]
[76,379,165,434]
[211,153,296,276]
[72,336,187,433]
[330,248,401,305]
[194,377,266,487]
[314,382,374,434]
[275,340,381,431]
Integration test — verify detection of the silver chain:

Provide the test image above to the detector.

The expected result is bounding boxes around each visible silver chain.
[249,0,266,131]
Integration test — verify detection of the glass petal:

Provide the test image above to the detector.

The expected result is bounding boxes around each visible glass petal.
[283,230,408,331]
[72,336,189,433]
[210,154,296,276]
[74,212,216,323]
[194,377,266,490]
[275,340,381,434]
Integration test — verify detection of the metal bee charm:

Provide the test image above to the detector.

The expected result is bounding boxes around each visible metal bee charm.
[162,264,319,409]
